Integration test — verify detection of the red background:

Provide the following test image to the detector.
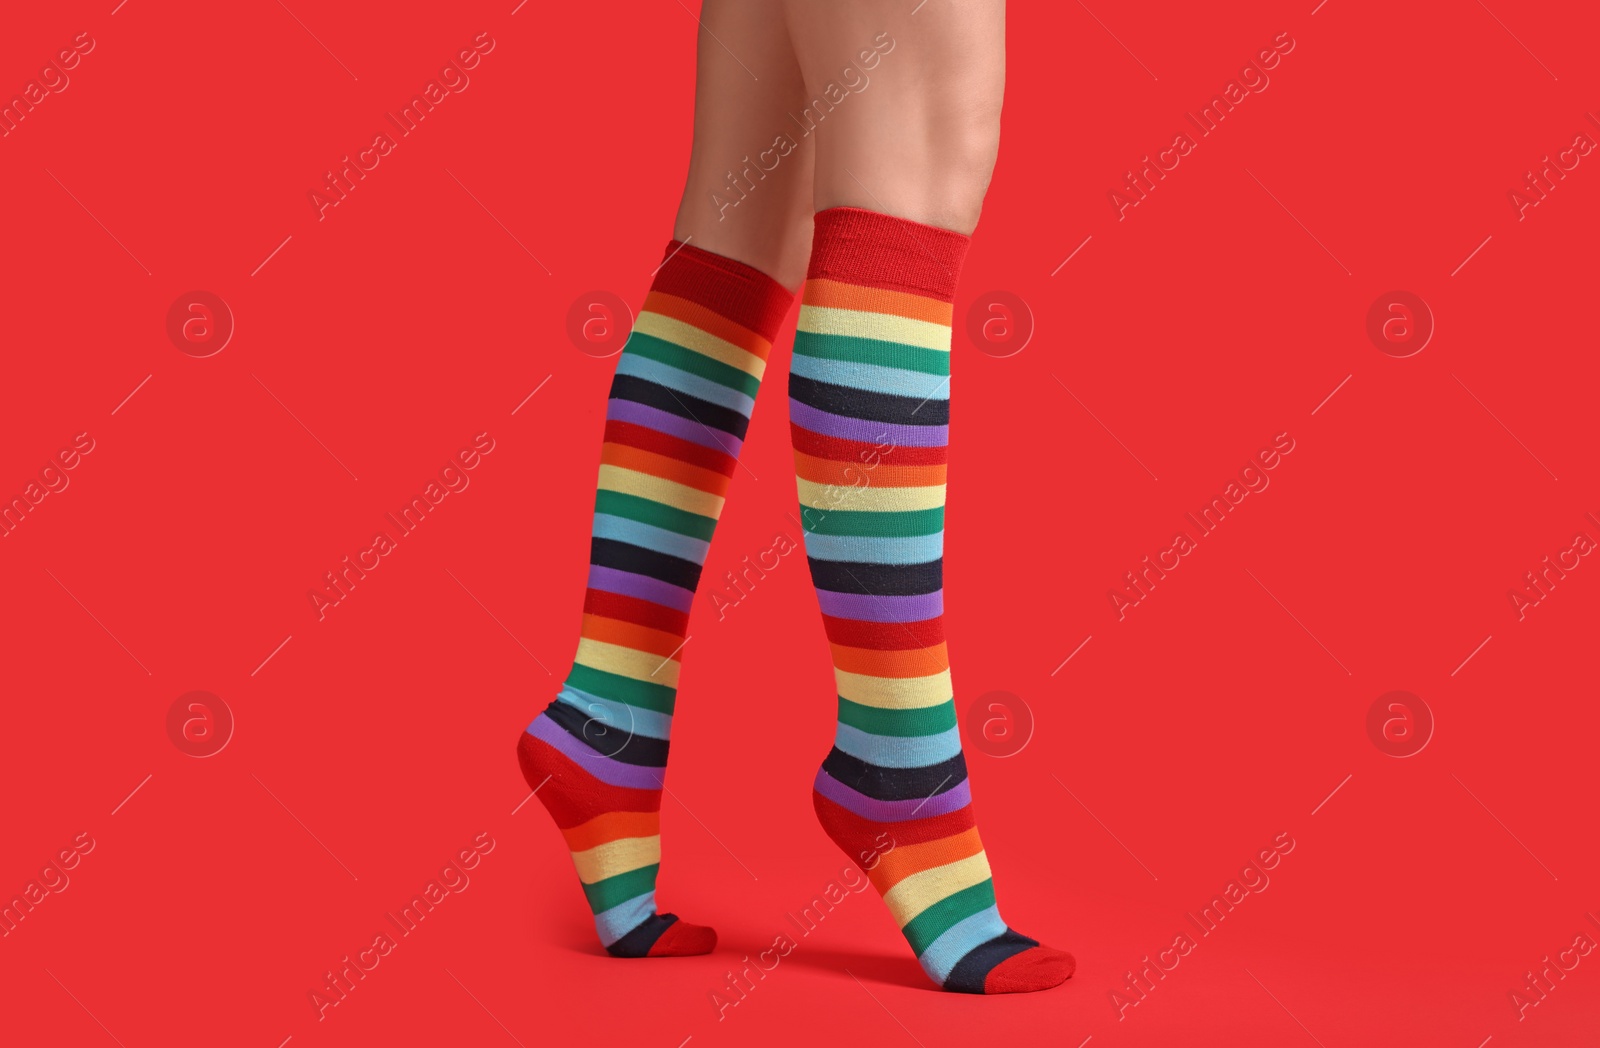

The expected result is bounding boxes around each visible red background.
[2,1,1597,1045]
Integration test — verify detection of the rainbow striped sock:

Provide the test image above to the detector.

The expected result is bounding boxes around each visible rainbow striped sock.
[518,241,792,957]
[793,207,1075,994]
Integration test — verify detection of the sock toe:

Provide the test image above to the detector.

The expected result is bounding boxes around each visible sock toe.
[982,945,1076,994]
[646,916,717,957]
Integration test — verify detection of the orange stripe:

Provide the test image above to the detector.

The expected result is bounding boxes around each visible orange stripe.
[643,291,773,360]
[601,443,732,497]
[803,278,953,326]
[870,827,985,893]
[580,614,685,659]
[561,810,661,852]
[793,451,946,489]
[831,642,949,678]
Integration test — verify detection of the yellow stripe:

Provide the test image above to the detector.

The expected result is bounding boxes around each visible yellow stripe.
[883,851,993,927]
[835,668,952,709]
[798,305,952,352]
[633,311,768,379]
[574,638,680,687]
[571,835,661,884]
[796,477,945,513]
[598,465,726,519]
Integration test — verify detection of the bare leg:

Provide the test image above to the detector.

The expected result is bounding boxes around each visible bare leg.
[673,0,817,289]
[782,0,1004,234]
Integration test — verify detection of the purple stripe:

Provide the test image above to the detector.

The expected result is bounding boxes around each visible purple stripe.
[588,565,694,613]
[813,768,972,822]
[815,588,944,622]
[789,399,948,448]
[607,398,744,456]
[528,716,666,790]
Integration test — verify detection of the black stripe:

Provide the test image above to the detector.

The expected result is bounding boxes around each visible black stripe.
[820,746,966,801]
[943,929,1041,993]
[591,537,703,592]
[606,912,679,957]
[609,374,751,441]
[806,557,942,596]
[543,697,669,767]
[789,374,949,427]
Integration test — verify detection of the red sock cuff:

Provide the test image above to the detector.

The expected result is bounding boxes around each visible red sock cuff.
[651,240,795,342]
[807,206,971,303]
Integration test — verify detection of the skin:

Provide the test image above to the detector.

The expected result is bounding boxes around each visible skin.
[673,0,1006,291]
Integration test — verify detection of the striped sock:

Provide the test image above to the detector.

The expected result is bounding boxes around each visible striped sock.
[518,241,793,958]
[793,207,1074,994]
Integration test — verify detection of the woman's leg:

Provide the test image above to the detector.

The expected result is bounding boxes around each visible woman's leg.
[780,0,1073,993]
[673,1,816,288]
[783,0,1004,235]
[517,0,811,958]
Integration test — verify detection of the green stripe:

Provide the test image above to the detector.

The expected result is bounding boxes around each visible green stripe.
[903,878,996,956]
[566,664,676,715]
[837,698,957,737]
[794,331,949,377]
[803,506,944,537]
[582,863,659,913]
[594,490,717,542]
[624,332,762,399]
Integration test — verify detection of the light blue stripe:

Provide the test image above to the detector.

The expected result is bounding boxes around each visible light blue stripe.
[919,905,1008,984]
[833,723,963,767]
[790,352,951,401]
[801,530,944,564]
[592,513,711,564]
[615,354,755,415]
[593,891,657,946]
[554,685,673,741]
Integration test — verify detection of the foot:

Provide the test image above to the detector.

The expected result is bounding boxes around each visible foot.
[518,719,715,957]
[814,762,1073,993]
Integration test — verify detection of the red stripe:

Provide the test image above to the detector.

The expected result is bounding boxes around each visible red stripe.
[604,420,736,476]
[807,207,970,302]
[790,424,948,466]
[822,614,946,650]
[518,733,661,828]
[813,790,978,851]
[583,589,690,637]
[652,241,794,340]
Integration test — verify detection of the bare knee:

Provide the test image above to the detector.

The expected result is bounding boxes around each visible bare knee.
[936,94,1004,230]
[792,2,1005,234]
